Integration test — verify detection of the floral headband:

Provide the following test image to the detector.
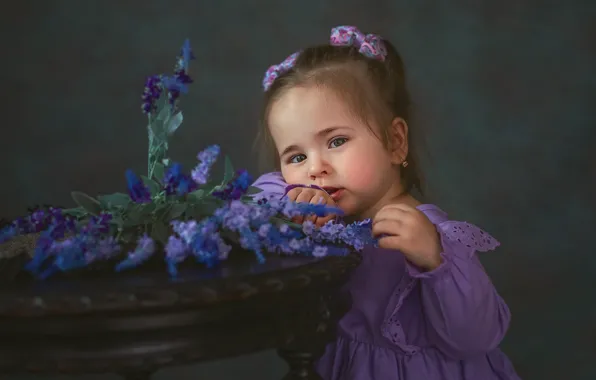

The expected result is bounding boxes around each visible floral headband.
[262,25,388,91]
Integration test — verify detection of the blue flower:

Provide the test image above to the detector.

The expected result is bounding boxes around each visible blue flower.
[163,163,197,196]
[161,75,189,94]
[180,38,195,72]
[212,169,253,200]
[126,170,152,203]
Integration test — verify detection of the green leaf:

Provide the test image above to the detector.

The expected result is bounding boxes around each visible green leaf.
[98,192,131,208]
[61,207,87,218]
[187,189,205,203]
[109,216,124,227]
[185,205,203,220]
[126,203,156,222]
[271,216,301,230]
[122,218,142,228]
[201,180,219,195]
[166,112,183,135]
[153,204,171,219]
[151,221,169,245]
[223,156,234,184]
[153,162,166,183]
[166,203,187,220]
[141,175,161,196]
[141,203,157,215]
[191,200,220,217]
[246,186,263,195]
[71,191,102,216]
[119,230,136,243]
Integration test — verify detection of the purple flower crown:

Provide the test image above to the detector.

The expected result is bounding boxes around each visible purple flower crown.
[0,39,376,280]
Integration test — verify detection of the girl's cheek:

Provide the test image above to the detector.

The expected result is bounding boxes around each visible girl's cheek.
[281,166,302,185]
[342,151,380,188]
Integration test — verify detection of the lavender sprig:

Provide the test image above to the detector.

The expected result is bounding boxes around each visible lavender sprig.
[126,170,152,203]
[114,234,155,272]
[145,39,195,180]
[191,145,220,185]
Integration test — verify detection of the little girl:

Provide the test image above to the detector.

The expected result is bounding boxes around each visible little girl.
[252,25,520,380]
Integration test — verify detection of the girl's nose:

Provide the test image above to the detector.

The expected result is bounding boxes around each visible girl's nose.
[308,156,332,180]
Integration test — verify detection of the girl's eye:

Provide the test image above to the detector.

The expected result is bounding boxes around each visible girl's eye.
[329,137,348,148]
[289,154,306,164]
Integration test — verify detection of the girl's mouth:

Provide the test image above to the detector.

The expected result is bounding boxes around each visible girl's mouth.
[322,187,344,201]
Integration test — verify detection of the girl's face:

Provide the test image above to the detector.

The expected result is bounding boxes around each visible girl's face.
[267,85,407,220]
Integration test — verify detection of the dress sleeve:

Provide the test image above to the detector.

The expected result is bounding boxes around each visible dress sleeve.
[250,171,287,199]
[405,221,511,359]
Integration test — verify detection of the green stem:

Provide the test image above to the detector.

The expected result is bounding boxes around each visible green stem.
[147,114,154,178]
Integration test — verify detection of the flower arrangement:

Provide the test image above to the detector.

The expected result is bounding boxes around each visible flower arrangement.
[0,39,375,280]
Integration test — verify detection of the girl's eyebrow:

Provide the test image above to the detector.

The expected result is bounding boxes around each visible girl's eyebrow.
[279,126,352,157]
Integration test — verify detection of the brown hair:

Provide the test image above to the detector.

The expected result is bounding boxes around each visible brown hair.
[256,35,424,195]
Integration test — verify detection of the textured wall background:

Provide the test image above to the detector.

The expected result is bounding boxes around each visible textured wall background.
[1,0,595,379]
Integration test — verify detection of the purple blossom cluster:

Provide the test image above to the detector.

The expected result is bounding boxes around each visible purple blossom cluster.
[167,39,194,109]
[0,207,76,244]
[191,145,220,185]
[126,170,152,203]
[212,170,253,200]
[163,163,197,196]
[0,167,375,279]
[141,75,163,114]
[141,39,195,115]
[124,145,222,202]
[14,210,121,279]
[160,196,377,277]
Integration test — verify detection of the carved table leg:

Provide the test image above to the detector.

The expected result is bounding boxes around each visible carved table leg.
[119,370,155,380]
[277,348,322,380]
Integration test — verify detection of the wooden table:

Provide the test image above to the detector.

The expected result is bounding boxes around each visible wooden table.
[0,247,360,379]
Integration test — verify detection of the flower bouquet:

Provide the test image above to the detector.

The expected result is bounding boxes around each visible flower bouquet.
[0,39,375,280]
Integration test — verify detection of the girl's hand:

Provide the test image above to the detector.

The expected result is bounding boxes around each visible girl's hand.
[372,203,443,270]
[286,187,338,227]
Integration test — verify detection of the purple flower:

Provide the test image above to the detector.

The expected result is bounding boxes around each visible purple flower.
[141,75,163,114]
[165,236,187,261]
[0,225,17,244]
[171,220,198,244]
[115,234,155,271]
[126,170,152,203]
[312,245,328,258]
[212,169,253,200]
[165,40,195,109]
[165,236,188,277]
[191,145,220,185]
[81,213,112,235]
[90,237,121,261]
[162,75,189,94]
[197,144,220,163]
[188,222,223,267]
[163,163,197,196]
[179,38,195,72]
[142,39,194,115]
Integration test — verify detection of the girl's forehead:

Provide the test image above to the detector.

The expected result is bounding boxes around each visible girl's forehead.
[269,86,355,130]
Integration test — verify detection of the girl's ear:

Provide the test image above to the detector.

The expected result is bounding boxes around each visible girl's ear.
[387,117,409,165]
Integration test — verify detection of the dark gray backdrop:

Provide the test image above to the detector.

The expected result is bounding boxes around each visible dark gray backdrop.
[1,0,595,379]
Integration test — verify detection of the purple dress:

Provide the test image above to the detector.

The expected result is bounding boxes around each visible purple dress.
[252,172,521,380]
